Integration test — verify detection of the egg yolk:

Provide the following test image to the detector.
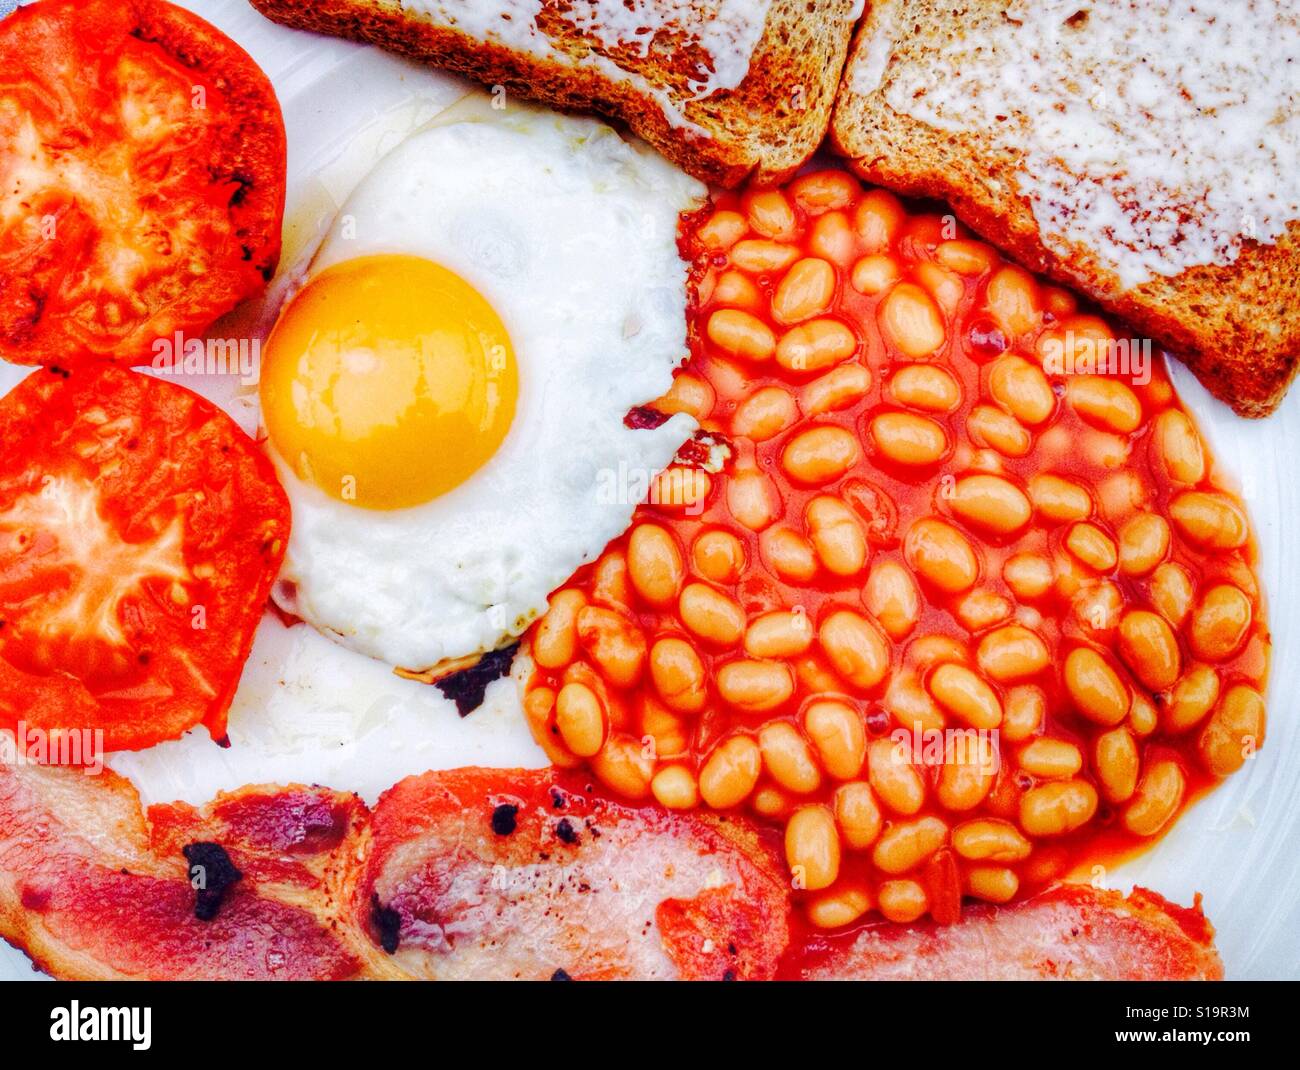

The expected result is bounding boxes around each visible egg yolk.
[260,255,518,510]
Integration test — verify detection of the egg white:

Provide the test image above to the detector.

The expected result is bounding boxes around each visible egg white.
[267,104,705,671]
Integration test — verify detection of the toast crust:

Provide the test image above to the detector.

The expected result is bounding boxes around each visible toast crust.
[249,0,859,188]
[832,3,1300,417]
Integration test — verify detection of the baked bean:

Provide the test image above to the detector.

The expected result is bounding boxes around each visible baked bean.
[1018,737,1082,779]
[863,559,921,639]
[1067,376,1143,433]
[1117,609,1182,690]
[1169,491,1249,549]
[927,663,1003,729]
[533,588,586,669]
[744,189,797,239]
[955,588,1012,631]
[651,764,699,809]
[1003,552,1054,599]
[1028,474,1093,523]
[949,473,1032,535]
[908,634,970,671]
[850,254,899,295]
[641,696,688,757]
[772,257,836,324]
[751,784,793,820]
[1154,409,1206,484]
[706,308,776,361]
[809,211,856,265]
[935,239,996,276]
[732,385,797,441]
[880,282,946,357]
[1094,726,1140,803]
[833,780,883,848]
[1063,647,1129,726]
[699,735,762,809]
[936,735,998,811]
[806,883,873,929]
[716,658,795,713]
[806,495,868,576]
[727,467,781,531]
[590,734,653,799]
[791,169,858,212]
[905,517,979,593]
[1082,429,1131,470]
[884,673,947,734]
[1164,663,1221,733]
[1129,690,1159,737]
[775,318,857,372]
[760,526,818,582]
[650,466,711,512]
[730,238,799,274]
[1071,579,1122,634]
[678,582,745,647]
[786,805,841,890]
[712,269,762,310]
[745,609,815,659]
[627,523,683,607]
[966,866,1020,903]
[648,636,707,713]
[1189,584,1252,661]
[555,681,608,758]
[1001,685,1045,742]
[1149,561,1195,625]
[967,404,1032,457]
[867,737,926,815]
[592,547,631,608]
[697,209,747,250]
[985,265,1039,337]
[1199,685,1266,777]
[915,262,964,315]
[801,363,872,415]
[804,699,867,779]
[759,721,822,794]
[873,815,948,875]
[870,411,949,466]
[1118,512,1171,576]
[1065,522,1118,572]
[989,355,1054,425]
[1019,779,1098,836]
[853,190,904,251]
[1123,760,1185,837]
[575,605,646,688]
[692,529,745,584]
[952,818,1031,862]
[819,609,891,690]
[889,363,961,412]
[977,625,1049,681]
[877,879,929,923]
[656,372,715,420]
[524,686,583,769]
[782,425,861,484]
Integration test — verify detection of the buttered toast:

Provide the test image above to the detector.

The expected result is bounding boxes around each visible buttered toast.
[832,0,1300,417]
[249,0,861,188]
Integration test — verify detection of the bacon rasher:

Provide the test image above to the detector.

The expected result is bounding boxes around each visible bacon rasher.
[0,758,1221,980]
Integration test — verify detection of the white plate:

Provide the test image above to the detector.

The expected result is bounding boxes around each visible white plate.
[2,0,1298,980]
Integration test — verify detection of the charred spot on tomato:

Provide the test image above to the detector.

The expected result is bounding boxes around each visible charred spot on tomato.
[433,641,519,716]
[182,841,242,922]
[555,817,579,845]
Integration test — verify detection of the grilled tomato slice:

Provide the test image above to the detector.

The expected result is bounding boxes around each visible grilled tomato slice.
[0,365,290,752]
[0,0,286,365]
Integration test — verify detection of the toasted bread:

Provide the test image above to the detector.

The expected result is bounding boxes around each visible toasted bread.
[248,0,860,187]
[832,0,1300,417]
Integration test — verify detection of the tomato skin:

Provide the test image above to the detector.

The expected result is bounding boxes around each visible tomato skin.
[0,0,286,365]
[0,365,290,753]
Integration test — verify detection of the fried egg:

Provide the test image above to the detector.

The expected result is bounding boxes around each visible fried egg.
[259,105,705,670]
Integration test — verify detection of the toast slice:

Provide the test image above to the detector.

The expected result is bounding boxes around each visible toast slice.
[248,0,861,187]
[832,0,1300,417]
